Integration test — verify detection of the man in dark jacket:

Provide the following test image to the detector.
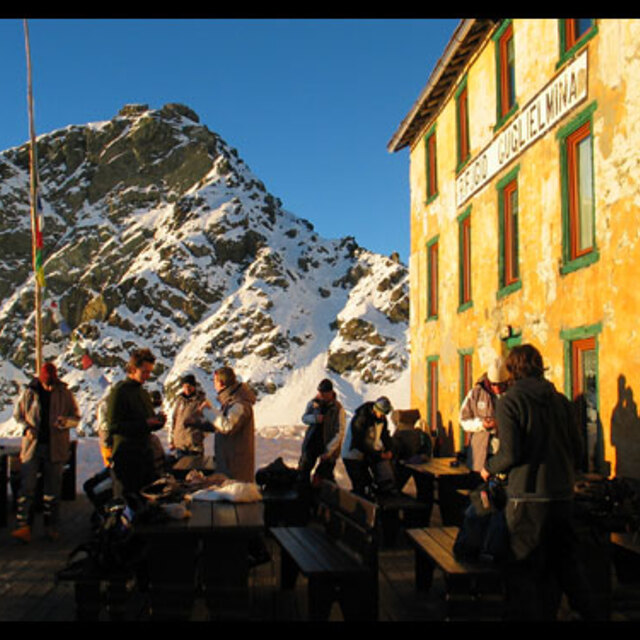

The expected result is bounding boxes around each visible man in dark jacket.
[341,396,396,497]
[482,344,596,620]
[12,362,80,543]
[107,348,166,500]
[297,378,346,485]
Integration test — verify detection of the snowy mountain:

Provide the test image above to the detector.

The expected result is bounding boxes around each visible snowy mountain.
[0,103,409,435]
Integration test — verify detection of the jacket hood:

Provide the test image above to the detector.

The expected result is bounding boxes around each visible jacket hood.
[28,377,68,392]
[219,381,256,406]
[180,385,205,401]
[510,376,558,406]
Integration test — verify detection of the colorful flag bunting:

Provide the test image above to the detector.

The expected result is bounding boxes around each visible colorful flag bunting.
[34,192,45,288]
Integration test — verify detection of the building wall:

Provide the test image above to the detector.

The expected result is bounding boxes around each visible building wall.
[408,19,640,477]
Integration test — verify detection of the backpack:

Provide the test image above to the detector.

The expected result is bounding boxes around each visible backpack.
[453,478,509,563]
[255,456,298,491]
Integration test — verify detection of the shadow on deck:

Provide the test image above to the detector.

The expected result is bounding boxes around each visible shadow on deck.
[0,493,638,622]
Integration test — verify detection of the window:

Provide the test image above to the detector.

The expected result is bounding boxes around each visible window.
[459,349,473,449]
[497,167,521,298]
[425,124,438,203]
[455,77,470,171]
[558,19,597,66]
[558,102,598,274]
[494,20,517,129]
[458,207,472,311]
[561,323,602,473]
[427,236,439,320]
[427,356,439,435]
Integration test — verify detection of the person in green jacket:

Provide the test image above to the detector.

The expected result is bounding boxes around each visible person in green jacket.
[107,348,166,501]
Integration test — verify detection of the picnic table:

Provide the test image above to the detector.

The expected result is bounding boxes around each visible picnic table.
[403,456,477,526]
[135,497,265,620]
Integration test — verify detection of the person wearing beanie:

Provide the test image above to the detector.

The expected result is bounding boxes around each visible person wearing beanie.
[297,378,346,486]
[459,356,509,475]
[169,373,209,458]
[12,362,80,543]
[341,396,396,498]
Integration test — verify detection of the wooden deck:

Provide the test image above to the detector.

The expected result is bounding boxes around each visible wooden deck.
[0,493,638,621]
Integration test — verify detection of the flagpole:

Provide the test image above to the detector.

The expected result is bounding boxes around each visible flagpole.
[23,18,43,376]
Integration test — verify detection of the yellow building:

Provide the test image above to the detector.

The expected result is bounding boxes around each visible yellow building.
[388,19,640,479]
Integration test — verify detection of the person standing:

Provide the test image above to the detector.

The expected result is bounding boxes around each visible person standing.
[341,396,395,497]
[200,366,256,483]
[169,373,208,458]
[297,378,346,485]
[12,362,80,543]
[106,348,166,501]
[481,344,596,620]
[459,357,508,475]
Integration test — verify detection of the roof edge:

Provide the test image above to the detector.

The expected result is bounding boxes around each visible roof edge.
[387,19,480,153]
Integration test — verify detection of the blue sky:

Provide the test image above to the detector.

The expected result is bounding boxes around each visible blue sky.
[0,18,458,263]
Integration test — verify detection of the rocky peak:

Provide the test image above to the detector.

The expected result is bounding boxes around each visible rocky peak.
[0,103,409,433]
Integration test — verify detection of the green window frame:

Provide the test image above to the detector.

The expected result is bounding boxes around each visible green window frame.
[497,165,522,299]
[560,322,603,473]
[455,75,471,172]
[427,355,440,434]
[426,235,439,321]
[458,348,473,450]
[494,19,518,132]
[557,19,598,68]
[557,101,598,275]
[425,123,438,204]
[457,206,472,312]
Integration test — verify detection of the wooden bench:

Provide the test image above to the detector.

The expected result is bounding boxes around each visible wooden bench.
[406,526,504,620]
[375,491,431,546]
[271,480,378,620]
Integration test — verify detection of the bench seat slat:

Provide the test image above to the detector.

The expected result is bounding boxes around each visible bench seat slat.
[271,526,366,576]
[406,527,498,575]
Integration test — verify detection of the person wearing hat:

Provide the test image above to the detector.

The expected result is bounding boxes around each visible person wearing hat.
[169,373,209,458]
[459,356,509,475]
[297,378,346,486]
[341,396,396,498]
[11,362,80,543]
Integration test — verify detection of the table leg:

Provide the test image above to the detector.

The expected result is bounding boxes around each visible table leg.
[202,536,251,619]
[413,473,435,525]
[145,536,198,620]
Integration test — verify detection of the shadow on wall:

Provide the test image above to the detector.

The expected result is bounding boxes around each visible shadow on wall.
[611,374,640,480]
[573,392,608,476]
[431,412,456,457]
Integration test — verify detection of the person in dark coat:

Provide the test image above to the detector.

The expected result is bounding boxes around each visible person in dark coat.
[12,362,80,543]
[482,343,599,620]
[341,396,396,497]
[106,348,166,501]
[297,378,346,485]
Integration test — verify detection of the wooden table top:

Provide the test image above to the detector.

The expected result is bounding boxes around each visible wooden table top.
[403,457,472,477]
[136,499,264,536]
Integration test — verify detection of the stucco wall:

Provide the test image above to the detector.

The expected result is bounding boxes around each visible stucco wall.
[407,19,640,477]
